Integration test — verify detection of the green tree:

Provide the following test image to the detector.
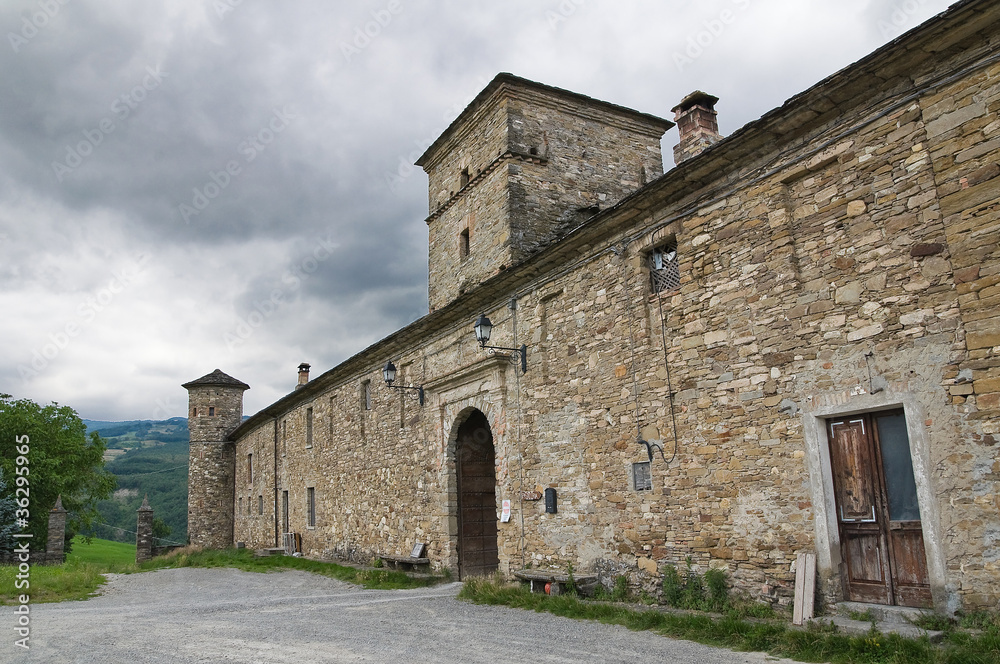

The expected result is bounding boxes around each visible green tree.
[0,394,116,549]
[0,468,16,555]
[152,516,171,541]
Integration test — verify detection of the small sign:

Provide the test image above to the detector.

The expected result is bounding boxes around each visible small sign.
[501,499,511,523]
[410,542,426,559]
[520,491,542,501]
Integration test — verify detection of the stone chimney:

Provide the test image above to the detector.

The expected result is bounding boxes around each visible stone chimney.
[296,363,310,389]
[672,91,722,165]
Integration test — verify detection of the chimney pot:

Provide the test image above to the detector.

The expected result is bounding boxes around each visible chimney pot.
[296,363,310,389]
[672,90,722,165]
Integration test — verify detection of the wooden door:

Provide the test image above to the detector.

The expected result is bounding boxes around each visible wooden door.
[456,411,499,579]
[828,411,931,607]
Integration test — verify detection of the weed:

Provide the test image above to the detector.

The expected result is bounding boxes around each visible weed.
[662,564,683,606]
[908,612,954,632]
[848,608,876,622]
[612,575,629,602]
[565,562,577,596]
[661,559,730,612]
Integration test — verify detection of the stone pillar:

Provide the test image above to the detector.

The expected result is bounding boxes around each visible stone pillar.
[136,495,153,564]
[46,496,67,564]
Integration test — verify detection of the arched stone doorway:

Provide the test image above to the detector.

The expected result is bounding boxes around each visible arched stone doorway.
[455,410,499,579]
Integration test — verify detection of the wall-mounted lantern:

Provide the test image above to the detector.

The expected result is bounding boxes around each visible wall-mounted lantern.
[382,361,425,406]
[474,313,527,374]
[544,488,557,514]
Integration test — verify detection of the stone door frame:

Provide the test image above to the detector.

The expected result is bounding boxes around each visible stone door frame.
[801,390,950,611]
[425,355,513,577]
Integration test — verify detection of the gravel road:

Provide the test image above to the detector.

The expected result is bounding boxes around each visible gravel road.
[7,568,797,663]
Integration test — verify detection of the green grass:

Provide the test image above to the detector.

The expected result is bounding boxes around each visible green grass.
[459,577,1000,664]
[1,538,445,605]
[141,547,446,590]
[1,537,139,604]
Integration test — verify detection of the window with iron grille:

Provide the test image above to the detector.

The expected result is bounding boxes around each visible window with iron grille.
[307,487,316,528]
[633,461,652,491]
[649,240,679,294]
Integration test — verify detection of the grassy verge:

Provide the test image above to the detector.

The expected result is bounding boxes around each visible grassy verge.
[141,546,446,590]
[1,538,446,605]
[459,577,1000,664]
[0,537,138,604]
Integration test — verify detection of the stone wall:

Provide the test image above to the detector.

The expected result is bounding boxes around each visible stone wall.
[222,3,1000,612]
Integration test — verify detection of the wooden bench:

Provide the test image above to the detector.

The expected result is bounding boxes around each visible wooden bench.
[379,542,429,572]
[514,569,597,595]
[379,554,431,572]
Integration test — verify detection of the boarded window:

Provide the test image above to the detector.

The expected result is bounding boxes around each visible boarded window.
[307,487,316,527]
[633,461,652,491]
[649,240,679,294]
[362,380,372,411]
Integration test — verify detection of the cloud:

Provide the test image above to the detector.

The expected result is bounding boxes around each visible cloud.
[0,0,956,419]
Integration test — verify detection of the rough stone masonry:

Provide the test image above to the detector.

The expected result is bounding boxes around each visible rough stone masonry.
[186,0,1000,615]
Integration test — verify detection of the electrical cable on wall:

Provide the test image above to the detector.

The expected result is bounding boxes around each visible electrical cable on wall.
[510,297,527,570]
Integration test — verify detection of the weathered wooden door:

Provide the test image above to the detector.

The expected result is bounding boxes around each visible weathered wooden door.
[828,411,931,607]
[456,410,499,579]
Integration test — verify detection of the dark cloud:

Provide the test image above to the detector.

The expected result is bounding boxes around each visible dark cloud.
[0,0,955,419]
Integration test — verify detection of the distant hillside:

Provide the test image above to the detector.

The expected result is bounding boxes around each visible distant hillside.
[84,419,190,546]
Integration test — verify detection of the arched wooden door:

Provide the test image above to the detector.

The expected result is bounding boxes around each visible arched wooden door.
[455,410,499,579]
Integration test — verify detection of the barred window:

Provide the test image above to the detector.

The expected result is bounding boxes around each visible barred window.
[649,240,679,294]
[633,461,652,491]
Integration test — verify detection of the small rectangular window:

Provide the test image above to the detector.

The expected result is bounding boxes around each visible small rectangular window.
[282,490,289,533]
[307,487,316,528]
[460,228,470,260]
[649,240,679,294]
[247,454,253,484]
[258,495,264,515]
[460,167,470,188]
[238,497,242,516]
[208,406,215,417]
[633,461,652,491]
[306,407,313,448]
[362,380,372,411]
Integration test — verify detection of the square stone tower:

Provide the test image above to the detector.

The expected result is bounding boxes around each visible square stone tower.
[417,73,674,311]
[183,369,249,549]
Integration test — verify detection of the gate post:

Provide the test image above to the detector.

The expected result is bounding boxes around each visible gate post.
[136,495,154,564]
[46,496,67,564]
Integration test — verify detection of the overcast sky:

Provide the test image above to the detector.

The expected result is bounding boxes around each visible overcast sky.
[0,0,956,422]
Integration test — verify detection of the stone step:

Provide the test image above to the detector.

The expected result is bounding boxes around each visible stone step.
[835,601,930,625]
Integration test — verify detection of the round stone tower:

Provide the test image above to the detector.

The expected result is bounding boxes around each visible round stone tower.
[183,369,249,549]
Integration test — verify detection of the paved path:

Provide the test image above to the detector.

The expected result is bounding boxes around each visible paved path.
[7,568,797,663]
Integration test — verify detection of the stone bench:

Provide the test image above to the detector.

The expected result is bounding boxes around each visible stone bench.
[379,554,431,572]
[514,569,597,595]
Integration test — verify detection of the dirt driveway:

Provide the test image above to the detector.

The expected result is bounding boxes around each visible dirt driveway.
[10,568,796,663]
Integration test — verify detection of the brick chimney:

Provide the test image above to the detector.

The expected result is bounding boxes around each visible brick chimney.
[672,91,722,165]
[296,363,310,389]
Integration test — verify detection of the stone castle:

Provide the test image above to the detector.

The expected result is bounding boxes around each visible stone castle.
[186,0,1000,613]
